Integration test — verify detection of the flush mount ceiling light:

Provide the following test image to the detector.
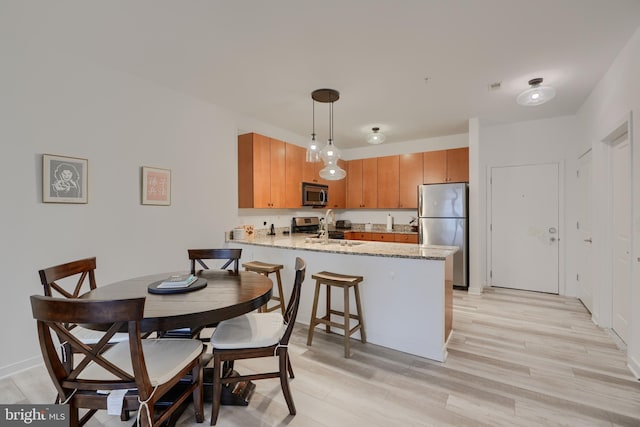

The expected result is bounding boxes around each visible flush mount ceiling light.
[517,77,556,106]
[311,88,346,181]
[366,127,386,144]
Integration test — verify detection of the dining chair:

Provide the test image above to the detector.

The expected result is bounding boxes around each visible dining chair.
[160,249,243,340]
[38,257,129,372]
[188,248,242,275]
[208,257,306,425]
[30,295,205,427]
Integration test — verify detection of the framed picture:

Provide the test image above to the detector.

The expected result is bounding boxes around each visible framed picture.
[42,154,88,203]
[141,166,171,205]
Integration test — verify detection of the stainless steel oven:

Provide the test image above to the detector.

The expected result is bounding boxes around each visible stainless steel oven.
[302,182,328,207]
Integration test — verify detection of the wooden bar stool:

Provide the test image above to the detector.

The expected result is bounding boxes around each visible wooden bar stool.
[306,271,366,358]
[242,261,286,315]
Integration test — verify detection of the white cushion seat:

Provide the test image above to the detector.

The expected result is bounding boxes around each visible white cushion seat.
[79,338,203,386]
[211,313,286,350]
[72,325,129,345]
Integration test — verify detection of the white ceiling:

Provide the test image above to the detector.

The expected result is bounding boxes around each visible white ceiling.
[7,0,640,148]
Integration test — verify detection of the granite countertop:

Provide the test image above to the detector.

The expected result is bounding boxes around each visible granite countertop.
[227,234,457,260]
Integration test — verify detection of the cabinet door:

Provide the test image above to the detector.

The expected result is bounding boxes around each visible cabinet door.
[423,150,447,184]
[446,147,469,182]
[349,232,371,240]
[303,160,322,184]
[377,155,399,208]
[362,158,378,208]
[269,138,286,208]
[284,143,304,208]
[399,153,423,208]
[325,159,346,208]
[395,233,418,243]
[252,133,272,208]
[370,233,394,242]
[346,160,363,208]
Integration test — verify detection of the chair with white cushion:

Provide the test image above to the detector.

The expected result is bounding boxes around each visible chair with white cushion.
[38,258,130,371]
[209,257,306,425]
[30,295,205,427]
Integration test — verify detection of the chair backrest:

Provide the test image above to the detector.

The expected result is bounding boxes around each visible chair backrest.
[38,257,97,298]
[280,257,306,346]
[30,295,149,400]
[188,248,242,275]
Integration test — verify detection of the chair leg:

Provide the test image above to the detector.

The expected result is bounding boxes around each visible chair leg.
[325,285,332,334]
[68,404,79,427]
[306,281,321,346]
[192,363,204,423]
[139,402,154,427]
[211,355,222,426]
[274,269,286,315]
[279,351,296,415]
[287,357,295,379]
[344,286,351,358]
[353,283,367,343]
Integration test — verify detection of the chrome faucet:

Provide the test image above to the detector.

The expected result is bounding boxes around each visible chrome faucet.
[322,209,336,244]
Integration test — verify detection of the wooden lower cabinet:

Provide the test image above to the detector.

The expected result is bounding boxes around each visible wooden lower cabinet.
[394,233,418,243]
[345,231,370,241]
[344,231,417,243]
[369,232,395,242]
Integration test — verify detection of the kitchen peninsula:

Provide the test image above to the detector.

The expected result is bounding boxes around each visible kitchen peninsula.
[227,234,457,362]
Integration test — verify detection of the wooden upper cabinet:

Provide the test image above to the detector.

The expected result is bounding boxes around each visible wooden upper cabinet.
[423,148,469,184]
[347,158,378,208]
[237,133,285,208]
[446,147,469,182]
[399,153,423,208]
[423,150,447,184]
[346,160,363,208]
[324,159,346,208]
[377,155,400,208]
[303,160,322,184]
[284,144,304,208]
[362,158,378,208]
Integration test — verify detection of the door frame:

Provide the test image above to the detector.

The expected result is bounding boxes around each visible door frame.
[576,148,593,312]
[593,111,634,331]
[486,160,565,294]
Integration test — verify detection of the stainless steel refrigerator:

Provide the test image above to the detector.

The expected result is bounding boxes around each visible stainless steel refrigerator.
[418,183,468,289]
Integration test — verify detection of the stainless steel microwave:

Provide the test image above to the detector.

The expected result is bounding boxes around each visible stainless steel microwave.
[302,182,328,206]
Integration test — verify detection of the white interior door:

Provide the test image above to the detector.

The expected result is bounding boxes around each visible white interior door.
[611,136,631,343]
[577,150,593,312]
[490,163,559,293]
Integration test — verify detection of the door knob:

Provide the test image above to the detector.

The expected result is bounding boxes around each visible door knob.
[584,238,592,243]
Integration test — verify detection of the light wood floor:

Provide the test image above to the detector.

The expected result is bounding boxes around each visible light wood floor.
[3,287,639,426]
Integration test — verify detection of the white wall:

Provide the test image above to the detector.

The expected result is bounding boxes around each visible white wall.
[574,26,640,378]
[477,116,578,296]
[0,33,250,376]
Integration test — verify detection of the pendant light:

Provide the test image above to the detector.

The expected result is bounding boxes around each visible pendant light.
[517,77,556,106]
[366,127,386,144]
[306,100,321,162]
[311,89,346,181]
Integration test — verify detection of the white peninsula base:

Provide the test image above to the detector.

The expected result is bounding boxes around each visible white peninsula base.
[228,236,455,362]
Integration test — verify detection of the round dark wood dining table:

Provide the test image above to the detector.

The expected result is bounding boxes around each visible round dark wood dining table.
[81,270,273,333]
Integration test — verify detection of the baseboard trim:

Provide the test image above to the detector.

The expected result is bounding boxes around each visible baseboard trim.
[0,356,42,380]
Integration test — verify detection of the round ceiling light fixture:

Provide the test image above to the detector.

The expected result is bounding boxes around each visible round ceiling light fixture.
[366,127,386,144]
[516,77,556,106]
